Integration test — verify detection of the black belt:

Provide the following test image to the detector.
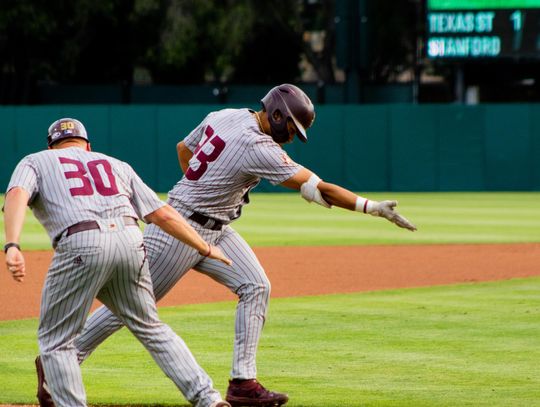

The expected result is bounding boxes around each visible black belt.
[188,212,224,231]
[54,217,139,247]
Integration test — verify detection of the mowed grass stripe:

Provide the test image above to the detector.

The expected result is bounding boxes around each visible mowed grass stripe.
[1,192,539,249]
[0,278,539,406]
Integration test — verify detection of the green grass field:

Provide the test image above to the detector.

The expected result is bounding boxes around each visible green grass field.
[0,191,539,406]
[1,192,539,249]
[0,279,539,406]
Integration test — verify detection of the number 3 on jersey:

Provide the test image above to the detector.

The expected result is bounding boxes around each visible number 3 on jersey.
[186,125,226,181]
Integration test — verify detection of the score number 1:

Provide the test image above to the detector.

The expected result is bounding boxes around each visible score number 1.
[509,10,524,52]
[510,10,522,32]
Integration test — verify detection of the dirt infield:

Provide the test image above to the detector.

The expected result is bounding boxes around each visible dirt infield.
[1,243,539,321]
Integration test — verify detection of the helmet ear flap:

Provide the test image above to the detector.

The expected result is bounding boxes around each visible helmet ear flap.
[268,107,289,143]
[272,109,283,123]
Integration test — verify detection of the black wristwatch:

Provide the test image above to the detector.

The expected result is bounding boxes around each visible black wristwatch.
[4,243,21,253]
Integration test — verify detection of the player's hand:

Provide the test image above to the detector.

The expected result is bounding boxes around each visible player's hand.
[5,246,26,282]
[368,200,417,231]
[208,245,233,266]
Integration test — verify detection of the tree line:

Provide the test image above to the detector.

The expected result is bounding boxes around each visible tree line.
[0,0,419,103]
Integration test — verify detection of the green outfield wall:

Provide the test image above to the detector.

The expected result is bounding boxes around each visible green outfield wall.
[1,104,539,192]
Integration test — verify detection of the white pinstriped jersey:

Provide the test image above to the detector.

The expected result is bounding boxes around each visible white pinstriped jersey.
[7,147,165,242]
[169,108,302,222]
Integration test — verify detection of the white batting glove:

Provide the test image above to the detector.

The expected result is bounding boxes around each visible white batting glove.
[367,200,417,231]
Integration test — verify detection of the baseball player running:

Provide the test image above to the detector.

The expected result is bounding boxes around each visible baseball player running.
[3,118,233,407]
[70,84,416,407]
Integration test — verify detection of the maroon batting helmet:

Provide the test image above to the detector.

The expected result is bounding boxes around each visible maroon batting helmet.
[261,84,315,143]
[47,118,89,147]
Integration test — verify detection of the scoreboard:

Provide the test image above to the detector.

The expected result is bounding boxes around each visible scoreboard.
[426,0,540,59]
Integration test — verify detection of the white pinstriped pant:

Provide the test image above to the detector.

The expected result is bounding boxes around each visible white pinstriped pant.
[75,213,271,381]
[40,218,221,407]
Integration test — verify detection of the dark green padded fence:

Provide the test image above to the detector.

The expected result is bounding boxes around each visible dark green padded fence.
[1,104,539,192]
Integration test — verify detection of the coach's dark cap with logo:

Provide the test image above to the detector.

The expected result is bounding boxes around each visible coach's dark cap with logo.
[47,118,89,147]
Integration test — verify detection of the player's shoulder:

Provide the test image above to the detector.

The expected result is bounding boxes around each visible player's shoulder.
[206,107,250,123]
[27,149,53,158]
[92,151,132,170]
[249,128,280,149]
[211,107,246,115]
[13,150,62,174]
[89,150,119,161]
[206,108,259,139]
[20,149,52,164]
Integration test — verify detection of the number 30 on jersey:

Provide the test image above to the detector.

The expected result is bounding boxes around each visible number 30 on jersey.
[59,157,119,197]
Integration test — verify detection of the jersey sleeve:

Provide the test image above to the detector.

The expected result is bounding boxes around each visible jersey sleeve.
[243,138,302,185]
[6,156,39,202]
[126,165,167,221]
[183,113,214,152]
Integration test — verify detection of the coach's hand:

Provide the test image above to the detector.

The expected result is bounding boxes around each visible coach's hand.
[368,200,417,231]
[5,246,26,282]
[207,245,233,266]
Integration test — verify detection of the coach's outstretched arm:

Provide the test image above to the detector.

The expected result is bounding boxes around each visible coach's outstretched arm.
[145,204,233,265]
[281,168,417,231]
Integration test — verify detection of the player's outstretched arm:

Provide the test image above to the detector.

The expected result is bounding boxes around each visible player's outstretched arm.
[145,205,233,265]
[3,187,29,282]
[281,168,417,231]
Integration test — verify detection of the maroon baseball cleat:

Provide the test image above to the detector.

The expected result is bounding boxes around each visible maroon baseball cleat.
[35,356,55,407]
[226,379,288,406]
